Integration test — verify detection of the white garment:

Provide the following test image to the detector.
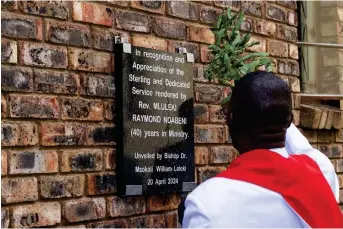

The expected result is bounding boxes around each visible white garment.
[182,123,339,228]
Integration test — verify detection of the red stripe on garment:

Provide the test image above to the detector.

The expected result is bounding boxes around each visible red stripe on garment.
[216,149,343,228]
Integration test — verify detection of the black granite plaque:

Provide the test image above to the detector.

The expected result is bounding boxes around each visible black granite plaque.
[115,43,196,196]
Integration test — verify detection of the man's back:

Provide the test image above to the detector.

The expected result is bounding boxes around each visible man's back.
[182,124,341,228]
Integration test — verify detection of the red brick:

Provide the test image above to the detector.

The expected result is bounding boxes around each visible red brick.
[255,19,277,37]
[34,69,80,95]
[278,59,299,76]
[194,104,208,123]
[195,147,209,165]
[9,150,58,175]
[195,125,227,143]
[40,175,85,199]
[12,202,61,228]
[21,1,69,19]
[58,225,86,229]
[88,219,128,228]
[132,35,168,51]
[266,4,286,22]
[152,18,186,39]
[1,39,17,64]
[277,24,297,42]
[19,42,67,68]
[167,1,199,21]
[165,211,179,228]
[61,97,103,121]
[318,130,334,143]
[60,149,103,172]
[2,208,9,228]
[73,2,113,26]
[63,198,106,222]
[107,196,146,217]
[268,40,288,57]
[104,100,115,121]
[292,110,300,126]
[1,94,6,118]
[87,124,116,145]
[242,0,262,17]
[115,10,151,33]
[199,6,221,25]
[40,122,87,146]
[9,94,59,119]
[46,20,91,47]
[288,76,300,92]
[209,105,225,123]
[197,167,226,183]
[200,45,211,63]
[338,174,343,188]
[146,214,166,228]
[333,159,343,173]
[1,12,42,40]
[92,27,130,51]
[318,145,343,158]
[106,1,129,7]
[287,10,297,26]
[1,66,33,92]
[104,148,116,170]
[147,194,181,212]
[336,130,343,142]
[289,43,298,59]
[2,177,38,203]
[1,122,38,146]
[193,64,208,82]
[195,84,225,104]
[81,74,115,98]
[333,110,343,129]
[131,1,165,14]
[187,25,215,44]
[214,0,240,10]
[2,151,8,176]
[240,17,254,32]
[68,48,112,73]
[168,41,200,62]
[300,105,323,129]
[209,146,238,164]
[246,35,266,52]
[1,1,18,11]
[276,0,297,9]
[87,173,116,195]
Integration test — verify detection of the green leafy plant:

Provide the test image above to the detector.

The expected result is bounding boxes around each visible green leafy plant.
[205,8,273,105]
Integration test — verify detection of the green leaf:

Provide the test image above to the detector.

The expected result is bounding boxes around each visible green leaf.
[208,44,220,53]
[217,14,223,29]
[220,94,232,106]
[236,52,268,62]
[234,10,245,31]
[227,8,232,20]
[215,28,226,45]
[247,41,260,47]
[266,64,273,72]
[258,57,272,65]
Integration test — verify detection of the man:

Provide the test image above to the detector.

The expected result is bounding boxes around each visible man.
[182,71,343,228]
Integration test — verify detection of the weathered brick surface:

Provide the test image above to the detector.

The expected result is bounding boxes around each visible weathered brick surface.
[63,198,106,222]
[104,100,115,120]
[88,219,128,228]
[87,124,116,145]
[116,10,151,33]
[1,1,17,11]
[277,24,297,42]
[19,42,67,68]
[68,48,112,73]
[209,105,225,123]
[147,194,181,212]
[318,130,334,143]
[73,2,113,26]
[187,25,215,44]
[81,74,115,98]
[104,149,116,170]
[336,130,343,142]
[1,208,9,228]
[242,0,262,17]
[197,167,226,183]
[165,211,179,228]
[195,147,209,165]
[1,12,43,40]
[46,20,91,47]
[131,1,165,14]
[21,1,69,19]
[266,4,286,22]
[199,6,221,24]
[168,41,200,62]
[60,149,103,172]
[1,122,38,146]
[9,150,58,174]
[152,18,186,39]
[255,19,277,37]
[268,40,288,57]
[209,146,239,164]
[195,125,227,143]
[40,122,87,146]
[278,59,300,76]
[1,66,33,92]
[2,177,38,203]
[9,94,59,119]
[40,175,85,199]
[132,35,168,51]
[107,196,146,217]
[1,39,17,64]
[61,98,103,121]
[167,1,199,21]
[87,173,116,195]
[318,145,343,158]
[34,69,80,95]
[92,27,130,51]
[2,151,8,176]
[12,202,61,228]
[1,94,7,118]
[200,45,211,63]
[194,104,209,123]
[195,84,225,104]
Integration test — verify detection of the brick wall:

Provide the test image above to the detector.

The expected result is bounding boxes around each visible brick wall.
[1,1,341,228]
